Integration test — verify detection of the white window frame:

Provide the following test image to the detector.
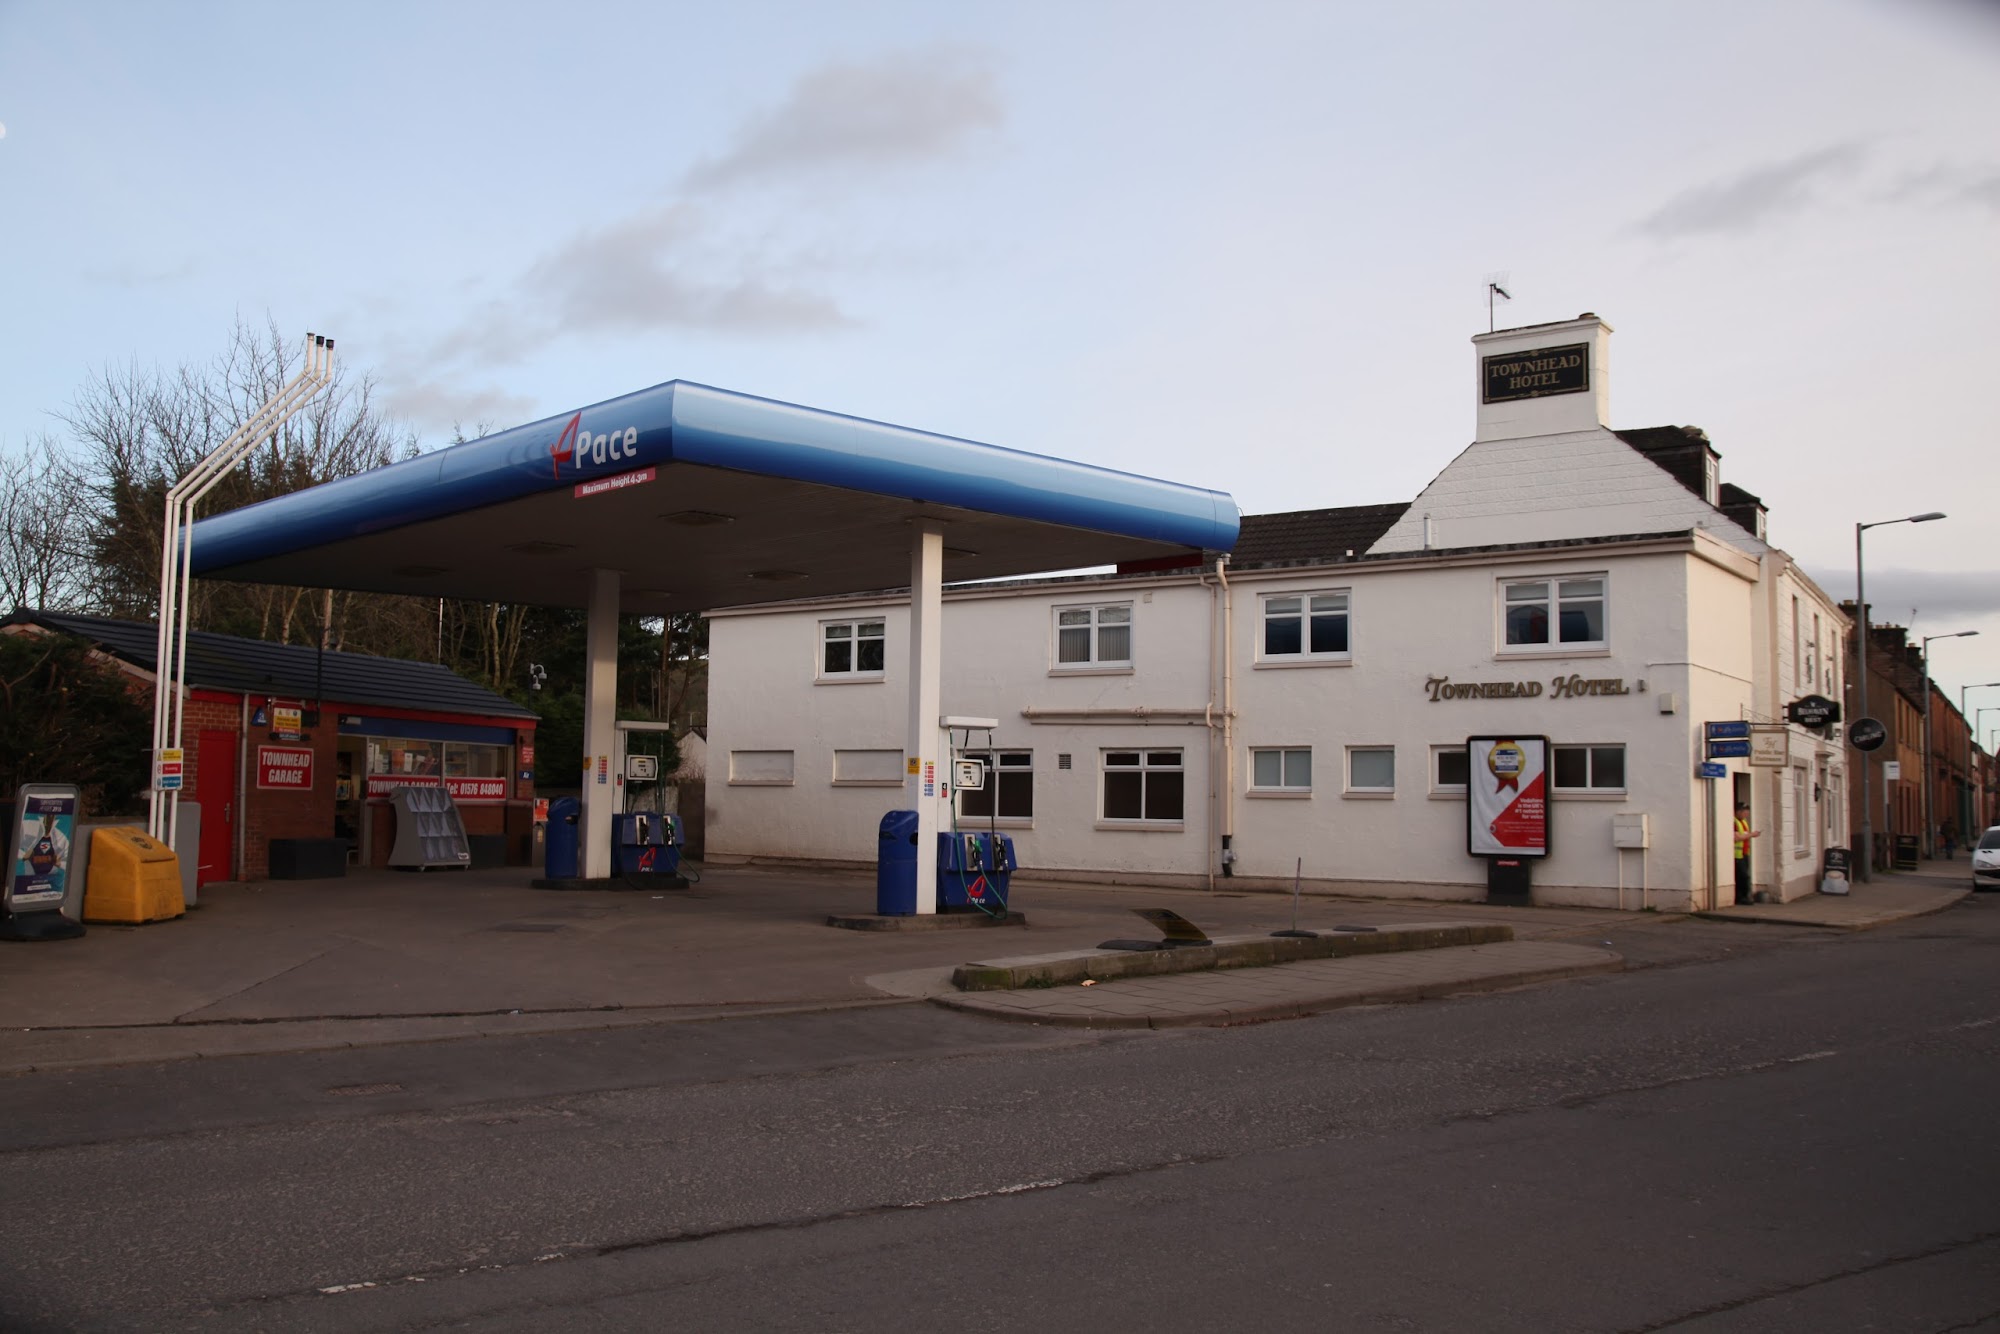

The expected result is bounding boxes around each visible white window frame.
[1345,745,1396,797]
[818,617,886,681]
[958,750,1035,824]
[1256,589,1351,665]
[1499,573,1608,655]
[1248,746,1313,796]
[1551,743,1626,795]
[1098,747,1184,826]
[1430,745,1469,797]
[1053,602,1133,672]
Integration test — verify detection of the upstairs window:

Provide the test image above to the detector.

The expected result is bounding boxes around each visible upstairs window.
[1055,603,1132,668]
[1503,576,1606,650]
[1261,591,1350,660]
[821,619,885,678]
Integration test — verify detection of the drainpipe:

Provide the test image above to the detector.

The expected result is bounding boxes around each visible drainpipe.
[1201,562,1218,890]
[1217,556,1237,878]
[236,694,250,883]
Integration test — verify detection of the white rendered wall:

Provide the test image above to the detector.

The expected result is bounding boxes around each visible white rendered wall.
[705,538,1768,908]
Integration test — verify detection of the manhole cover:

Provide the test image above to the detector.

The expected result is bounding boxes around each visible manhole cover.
[324,1083,403,1097]
[492,922,565,933]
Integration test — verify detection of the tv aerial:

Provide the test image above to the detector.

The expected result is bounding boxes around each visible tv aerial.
[1485,273,1513,333]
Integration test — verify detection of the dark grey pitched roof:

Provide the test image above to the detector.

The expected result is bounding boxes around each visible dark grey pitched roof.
[2,610,537,720]
[1229,503,1412,567]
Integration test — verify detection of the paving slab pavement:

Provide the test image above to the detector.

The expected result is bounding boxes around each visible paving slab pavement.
[1694,864,1970,930]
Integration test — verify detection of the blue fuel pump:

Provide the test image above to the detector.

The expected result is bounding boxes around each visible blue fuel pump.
[937,829,1014,912]
[611,811,682,878]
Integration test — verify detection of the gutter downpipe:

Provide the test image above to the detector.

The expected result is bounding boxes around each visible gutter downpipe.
[1201,562,1217,891]
[1217,556,1237,880]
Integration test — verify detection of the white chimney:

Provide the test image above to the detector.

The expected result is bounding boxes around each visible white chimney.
[1472,313,1612,442]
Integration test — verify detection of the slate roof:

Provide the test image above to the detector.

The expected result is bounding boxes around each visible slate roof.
[1,610,537,720]
[1229,503,1412,568]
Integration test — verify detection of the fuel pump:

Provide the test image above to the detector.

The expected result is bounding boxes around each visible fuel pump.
[609,721,688,884]
[940,719,1015,915]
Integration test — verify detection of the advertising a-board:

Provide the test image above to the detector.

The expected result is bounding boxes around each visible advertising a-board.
[9,785,80,908]
[1467,736,1550,858]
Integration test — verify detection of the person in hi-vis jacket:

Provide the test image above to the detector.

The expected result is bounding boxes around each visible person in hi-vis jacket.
[1733,803,1760,905]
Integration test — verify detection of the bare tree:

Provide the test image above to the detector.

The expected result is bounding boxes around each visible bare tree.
[0,435,94,614]
[59,318,427,647]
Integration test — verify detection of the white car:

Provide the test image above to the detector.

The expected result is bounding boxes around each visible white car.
[1974,826,2000,892]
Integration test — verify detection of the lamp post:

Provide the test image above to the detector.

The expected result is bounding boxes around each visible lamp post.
[1963,683,2000,842]
[1919,631,1978,856]
[1853,511,1945,881]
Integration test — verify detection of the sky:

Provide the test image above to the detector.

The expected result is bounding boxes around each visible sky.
[2,0,1998,716]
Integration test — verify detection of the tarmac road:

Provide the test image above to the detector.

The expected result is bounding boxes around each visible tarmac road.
[2,899,1997,1332]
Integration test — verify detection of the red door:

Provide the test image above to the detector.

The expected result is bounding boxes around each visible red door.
[196,729,237,886]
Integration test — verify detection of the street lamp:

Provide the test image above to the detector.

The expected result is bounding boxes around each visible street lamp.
[1964,683,2000,844]
[1854,510,1945,881]
[1919,630,1978,856]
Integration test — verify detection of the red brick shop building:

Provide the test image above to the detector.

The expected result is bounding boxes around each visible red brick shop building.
[2,611,537,884]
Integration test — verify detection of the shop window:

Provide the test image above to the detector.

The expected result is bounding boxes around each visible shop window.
[821,619,885,679]
[1502,576,1606,650]
[443,741,507,778]
[1102,749,1182,822]
[1552,744,1625,792]
[1347,746,1395,794]
[1055,603,1132,669]
[1260,591,1349,661]
[369,737,442,778]
[960,751,1034,820]
[1432,746,1470,793]
[1249,747,1313,792]
[729,750,795,785]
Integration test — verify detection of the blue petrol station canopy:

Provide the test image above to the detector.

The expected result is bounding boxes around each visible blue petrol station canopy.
[189,380,1240,614]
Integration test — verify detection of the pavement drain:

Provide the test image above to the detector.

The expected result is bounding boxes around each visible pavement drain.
[324,1083,403,1097]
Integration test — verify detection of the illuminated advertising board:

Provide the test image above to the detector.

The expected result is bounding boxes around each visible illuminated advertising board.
[1466,736,1550,859]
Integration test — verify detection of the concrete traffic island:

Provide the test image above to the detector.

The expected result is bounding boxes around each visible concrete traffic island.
[828,910,1028,931]
[934,922,1622,1028]
[951,921,1511,990]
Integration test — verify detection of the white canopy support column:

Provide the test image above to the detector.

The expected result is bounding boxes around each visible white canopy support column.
[906,521,945,914]
[581,567,620,880]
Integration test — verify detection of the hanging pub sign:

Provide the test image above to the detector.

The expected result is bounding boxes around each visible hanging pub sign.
[1848,717,1887,752]
[1785,695,1840,729]
[1466,736,1550,859]
[1481,343,1589,404]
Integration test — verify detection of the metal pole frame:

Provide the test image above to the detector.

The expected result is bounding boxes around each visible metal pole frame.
[1964,683,2000,840]
[149,334,335,841]
[1855,523,1871,882]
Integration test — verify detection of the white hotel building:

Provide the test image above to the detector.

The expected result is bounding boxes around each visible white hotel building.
[704,315,1850,909]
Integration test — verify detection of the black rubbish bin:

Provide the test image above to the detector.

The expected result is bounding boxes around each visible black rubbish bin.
[545,798,582,879]
[876,810,920,915]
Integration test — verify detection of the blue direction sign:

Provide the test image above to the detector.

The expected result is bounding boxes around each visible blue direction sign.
[1697,761,1728,779]
[1704,720,1750,740]
[1707,739,1751,759]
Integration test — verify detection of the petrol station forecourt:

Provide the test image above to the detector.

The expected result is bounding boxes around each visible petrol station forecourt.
[186,378,1240,906]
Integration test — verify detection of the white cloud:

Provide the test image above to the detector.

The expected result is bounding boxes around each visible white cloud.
[1636,144,1864,239]
[684,48,1002,189]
